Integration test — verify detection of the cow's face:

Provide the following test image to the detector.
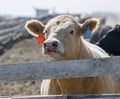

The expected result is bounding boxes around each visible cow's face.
[25,15,99,60]
[42,15,81,60]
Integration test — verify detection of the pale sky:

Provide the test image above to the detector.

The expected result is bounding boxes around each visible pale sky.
[0,0,120,17]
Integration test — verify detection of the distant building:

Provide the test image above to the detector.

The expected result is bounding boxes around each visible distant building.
[35,8,49,18]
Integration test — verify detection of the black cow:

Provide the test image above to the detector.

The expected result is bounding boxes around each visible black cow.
[96,24,120,55]
[90,25,112,44]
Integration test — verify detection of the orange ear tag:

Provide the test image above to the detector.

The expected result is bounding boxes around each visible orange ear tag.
[37,33,45,44]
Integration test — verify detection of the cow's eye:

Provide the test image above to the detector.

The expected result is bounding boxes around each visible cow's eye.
[69,30,74,35]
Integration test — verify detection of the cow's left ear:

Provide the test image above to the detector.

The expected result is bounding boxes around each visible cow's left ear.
[81,18,99,35]
[25,19,45,37]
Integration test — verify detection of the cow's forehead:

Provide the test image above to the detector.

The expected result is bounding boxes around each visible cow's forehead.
[46,15,76,29]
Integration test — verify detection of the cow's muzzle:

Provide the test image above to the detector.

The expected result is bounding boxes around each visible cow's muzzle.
[43,40,58,53]
[42,38,64,58]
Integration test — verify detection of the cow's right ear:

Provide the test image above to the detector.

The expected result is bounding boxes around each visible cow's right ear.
[25,19,45,37]
[81,18,99,35]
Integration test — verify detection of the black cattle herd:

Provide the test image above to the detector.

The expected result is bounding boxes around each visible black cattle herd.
[96,24,120,56]
[90,21,120,56]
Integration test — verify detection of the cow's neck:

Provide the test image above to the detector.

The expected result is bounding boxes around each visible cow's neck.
[60,37,92,60]
[52,37,93,61]
[78,37,92,59]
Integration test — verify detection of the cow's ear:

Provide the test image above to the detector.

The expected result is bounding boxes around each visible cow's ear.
[25,19,45,37]
[81,18,99,35]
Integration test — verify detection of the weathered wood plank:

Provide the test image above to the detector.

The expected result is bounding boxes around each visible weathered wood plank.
[0,24,24,36]
[0,28,26,45]
[0,19,25,29]
[0,56,120,82]
[67,94,120,99]
[0,95,67,99]
[1,94,120,99]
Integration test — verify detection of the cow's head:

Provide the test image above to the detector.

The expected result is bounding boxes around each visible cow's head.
[25,15,99,60]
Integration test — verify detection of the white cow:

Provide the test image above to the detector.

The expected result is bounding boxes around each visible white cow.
[25,15,115,95]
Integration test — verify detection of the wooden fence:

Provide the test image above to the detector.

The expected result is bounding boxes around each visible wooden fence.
[0,56,120,99]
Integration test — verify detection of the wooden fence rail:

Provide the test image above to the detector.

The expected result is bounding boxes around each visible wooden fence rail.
[0,56,120,82]
[0,56,120,99]
[1,94,120,99]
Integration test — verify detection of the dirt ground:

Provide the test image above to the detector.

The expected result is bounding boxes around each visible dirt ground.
[0,38,48,96]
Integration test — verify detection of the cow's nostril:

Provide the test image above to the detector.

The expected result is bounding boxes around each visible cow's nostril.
[52,41,58,48]
[43,41,58,50]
